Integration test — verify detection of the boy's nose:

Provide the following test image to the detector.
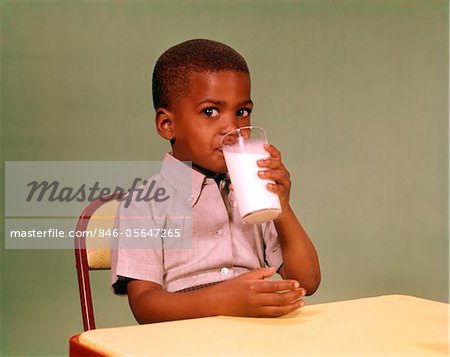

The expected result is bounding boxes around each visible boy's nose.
[221,125,238,135]
[220,116,243,135]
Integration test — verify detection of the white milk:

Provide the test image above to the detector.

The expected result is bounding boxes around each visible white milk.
[223,142,281,223]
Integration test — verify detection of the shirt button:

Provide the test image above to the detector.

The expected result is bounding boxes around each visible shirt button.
[220,267,230,276]
[188,195,194,202]
[216,229,225,237]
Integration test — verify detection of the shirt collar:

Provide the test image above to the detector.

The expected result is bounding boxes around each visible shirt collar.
[159,153,206,207]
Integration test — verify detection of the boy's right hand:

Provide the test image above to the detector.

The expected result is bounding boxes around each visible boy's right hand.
[212,267,305,317]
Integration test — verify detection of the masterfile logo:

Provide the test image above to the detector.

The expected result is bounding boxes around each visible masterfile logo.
[5,161,192,249]
[25,178,170,208]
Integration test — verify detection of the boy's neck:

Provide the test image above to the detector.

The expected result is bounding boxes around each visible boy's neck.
[191,163,226,185]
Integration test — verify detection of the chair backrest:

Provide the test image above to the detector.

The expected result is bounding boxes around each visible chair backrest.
[74,193,124,331]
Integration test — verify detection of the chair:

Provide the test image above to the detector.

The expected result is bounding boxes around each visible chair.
[74,193,125,331]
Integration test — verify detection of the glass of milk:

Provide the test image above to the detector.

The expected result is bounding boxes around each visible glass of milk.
[221,126,281,224]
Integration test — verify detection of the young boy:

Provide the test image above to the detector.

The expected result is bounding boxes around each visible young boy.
[112,39,320,323]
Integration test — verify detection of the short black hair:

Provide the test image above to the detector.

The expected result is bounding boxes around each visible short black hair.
[152,39,249,110]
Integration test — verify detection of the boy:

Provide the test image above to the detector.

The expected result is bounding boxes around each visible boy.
[112,39,320,323]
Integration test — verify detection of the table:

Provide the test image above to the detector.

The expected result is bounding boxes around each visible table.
[70,295,448,356]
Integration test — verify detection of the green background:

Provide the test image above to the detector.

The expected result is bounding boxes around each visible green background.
[1,0,448,355]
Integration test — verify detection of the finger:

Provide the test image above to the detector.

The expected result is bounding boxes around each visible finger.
[258,169,291,186]
[265,183,287,198]
[258,160,291,182]
[242,267,277,280]
[258,289,306,307]
[258,300,304,318]
[258,175,290,198]
[263,144,281,159]
[257,157,284,170]
[249,279,301,293]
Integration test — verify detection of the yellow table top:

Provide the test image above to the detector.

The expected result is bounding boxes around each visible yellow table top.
[79,295,449,356]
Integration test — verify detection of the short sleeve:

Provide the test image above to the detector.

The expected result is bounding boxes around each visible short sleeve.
[263,221,283,270]
[112,276,135,295]
[111,195,164,295]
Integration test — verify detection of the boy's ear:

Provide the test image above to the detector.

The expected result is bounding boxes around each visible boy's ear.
[155,108,175,141]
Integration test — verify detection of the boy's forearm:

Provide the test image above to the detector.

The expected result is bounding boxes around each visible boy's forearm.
[274,206,321,295]
[128,268,306,323]
[129,285,223,324]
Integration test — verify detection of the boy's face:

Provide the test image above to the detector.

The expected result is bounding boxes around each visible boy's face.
[168,70,252,174]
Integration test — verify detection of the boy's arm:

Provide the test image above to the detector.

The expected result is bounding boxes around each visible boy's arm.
[258,145,321,295]
[127,267,305,324]
[274,207,321,295]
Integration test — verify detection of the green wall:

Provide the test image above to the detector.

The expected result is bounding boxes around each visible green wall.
[1,0,448,355]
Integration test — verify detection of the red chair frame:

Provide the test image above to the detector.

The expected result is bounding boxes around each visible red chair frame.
[74,193,125,331]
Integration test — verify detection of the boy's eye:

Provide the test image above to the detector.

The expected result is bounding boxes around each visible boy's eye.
[237,108,252,117]
[202,107,219,117]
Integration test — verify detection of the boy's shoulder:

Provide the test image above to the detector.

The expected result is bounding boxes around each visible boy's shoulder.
[118,153,195,216]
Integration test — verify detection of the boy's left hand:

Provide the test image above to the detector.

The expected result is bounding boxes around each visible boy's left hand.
[257,144,291,211]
